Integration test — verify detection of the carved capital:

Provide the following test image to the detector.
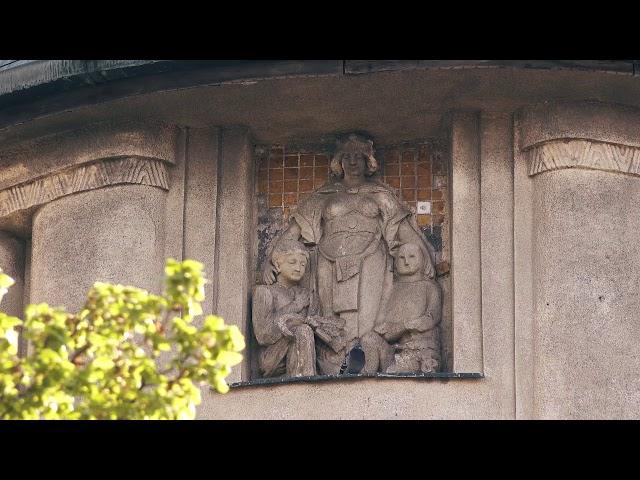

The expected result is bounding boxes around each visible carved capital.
[526,139,640,177]
[0,157,169,218]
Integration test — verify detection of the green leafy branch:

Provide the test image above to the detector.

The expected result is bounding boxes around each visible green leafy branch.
[0,260,244,420]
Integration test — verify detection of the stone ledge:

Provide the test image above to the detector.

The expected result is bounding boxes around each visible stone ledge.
[228,372,484,389]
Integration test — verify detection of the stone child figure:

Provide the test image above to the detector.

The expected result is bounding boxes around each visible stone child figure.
[362,242,442,373]
[252,239,346,377]
[252,239,317,377]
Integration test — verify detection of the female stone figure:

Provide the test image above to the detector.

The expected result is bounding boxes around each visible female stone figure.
[262,134,437,374]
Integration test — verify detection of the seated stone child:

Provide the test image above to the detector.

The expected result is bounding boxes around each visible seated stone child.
[362,242,442,374]
[252,239,345,378]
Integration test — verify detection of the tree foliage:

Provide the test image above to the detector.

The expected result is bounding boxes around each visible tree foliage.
[0,259,244,419]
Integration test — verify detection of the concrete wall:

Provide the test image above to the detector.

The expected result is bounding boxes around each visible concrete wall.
[2,66,640,418]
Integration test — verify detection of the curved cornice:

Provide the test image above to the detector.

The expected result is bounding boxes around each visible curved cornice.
[526,139,640,177]
[517,101,640,177]
[517,101,640,151]
[0,121,178,219]
[0,156,169,218]
[0,121,179,191]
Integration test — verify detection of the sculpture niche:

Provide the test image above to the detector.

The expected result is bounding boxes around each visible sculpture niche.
[255,134,442,378]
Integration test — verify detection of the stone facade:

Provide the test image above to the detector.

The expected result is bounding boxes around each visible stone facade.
[2,60,640,418]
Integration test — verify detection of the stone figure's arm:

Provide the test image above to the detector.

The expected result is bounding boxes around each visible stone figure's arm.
[307,314,347,353]
[273,314,305,338]
[376,312,436,342]
[253,286,306,342]
[261,222,303,285]
[374,320,407,343]
[404,314,438,332]
[277,289,309,315]
[405,280,443,332]
[252,286,284,345]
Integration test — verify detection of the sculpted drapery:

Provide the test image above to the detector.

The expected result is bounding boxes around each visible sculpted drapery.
[258,134,439,375]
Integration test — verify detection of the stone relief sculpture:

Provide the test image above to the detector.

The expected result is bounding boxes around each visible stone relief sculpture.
[255,133,442,378]
[370,242,442,374]
[252,239,347,377]
[252,240,317,377]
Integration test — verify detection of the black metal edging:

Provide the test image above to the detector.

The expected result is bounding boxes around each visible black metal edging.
[228,372,484,389]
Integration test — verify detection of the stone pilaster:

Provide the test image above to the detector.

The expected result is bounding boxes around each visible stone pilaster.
[517,101,640,418]
[211,127,255,384]
[450,112,484,373]
[30,183,168,311]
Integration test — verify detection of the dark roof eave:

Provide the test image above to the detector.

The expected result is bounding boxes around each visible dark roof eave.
[0,60,638,131]
[1,59,638,99]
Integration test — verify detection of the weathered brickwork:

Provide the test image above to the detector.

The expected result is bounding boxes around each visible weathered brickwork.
[376,143,448,262]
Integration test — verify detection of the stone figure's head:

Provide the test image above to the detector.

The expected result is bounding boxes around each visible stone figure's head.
[271,239,309,285]
[394,242,436,280]
[395,243,424,277]
[330,134,379,179]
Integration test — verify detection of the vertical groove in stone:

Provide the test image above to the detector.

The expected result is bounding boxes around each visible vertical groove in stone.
[211,130,223,317]
[163,128,187,265]
[513,117,536,420]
